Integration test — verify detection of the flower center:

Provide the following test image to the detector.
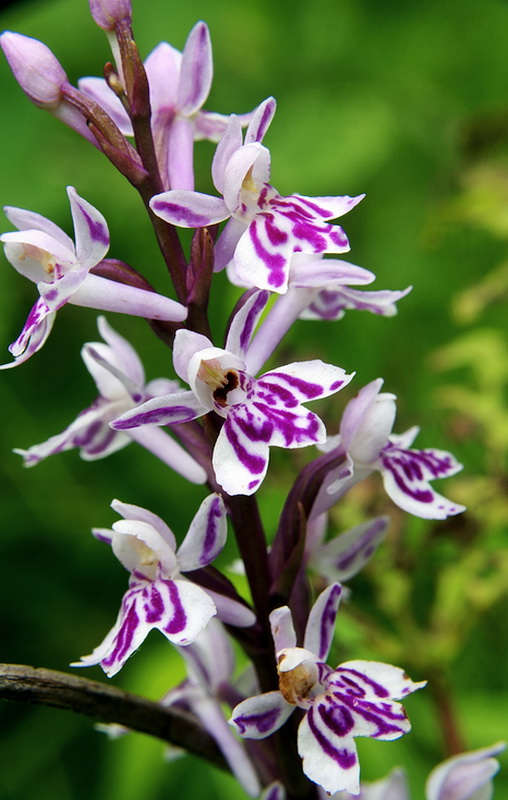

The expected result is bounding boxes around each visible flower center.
[197,358,241,408]
[242,165,258,195]
[278,663,316,705]
[130,537,159,579]
[22,244,56,276]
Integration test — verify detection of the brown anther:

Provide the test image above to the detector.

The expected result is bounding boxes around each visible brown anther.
[278,664,315,705]
[212,371,239,408]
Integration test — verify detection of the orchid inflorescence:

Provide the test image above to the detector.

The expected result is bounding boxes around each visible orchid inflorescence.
[0,2,504,799]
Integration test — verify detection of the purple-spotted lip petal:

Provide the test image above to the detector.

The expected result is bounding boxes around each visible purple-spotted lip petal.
[73,578,216,676]
[297,702,360,795]
[379,442,465,520]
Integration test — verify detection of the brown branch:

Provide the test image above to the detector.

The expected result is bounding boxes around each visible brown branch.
[0,663,227,771]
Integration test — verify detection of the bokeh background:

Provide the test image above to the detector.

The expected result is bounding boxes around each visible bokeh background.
[0,0,507,798]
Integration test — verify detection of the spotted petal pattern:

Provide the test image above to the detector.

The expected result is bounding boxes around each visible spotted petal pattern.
[1,188,186,368]
[14,317,206,484]
[112,292,353,495]
[314,379,465,520]
[151,114,363,293]
[230,587,425,796]
[73,494,229,676]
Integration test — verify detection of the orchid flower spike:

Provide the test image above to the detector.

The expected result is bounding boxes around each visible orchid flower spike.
[79,22,257,190]
[111,290,354,495]
[150,110,362,293]
[313,378,466,520]
[14,316,206,484]
[0,187,187,369]
[230,584,426,796]
[73,495,229,676]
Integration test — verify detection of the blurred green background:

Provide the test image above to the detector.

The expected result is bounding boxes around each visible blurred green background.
[0,0,507,798]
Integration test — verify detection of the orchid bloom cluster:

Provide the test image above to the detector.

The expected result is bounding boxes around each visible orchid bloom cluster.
[0,2,502,799]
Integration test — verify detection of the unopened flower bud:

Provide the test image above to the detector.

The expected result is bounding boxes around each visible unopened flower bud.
[0,32,68,107]
[89,0,132,30]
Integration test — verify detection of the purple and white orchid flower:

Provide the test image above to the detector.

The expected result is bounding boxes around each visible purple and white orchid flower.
[73,494,229,677]
[79,22,255,190]
[150,112,362,293]
[306,514,389,585]
[0,187,187,369]
[163,619,261,797]
[313,379,466,520]
[242,253,410,375]
[230,584,425,796]
[425,741,506,800]
[111,290,354,495]
[14,316,206,484]
[322,741,506,800]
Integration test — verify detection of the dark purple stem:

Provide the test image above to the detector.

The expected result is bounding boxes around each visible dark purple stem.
[114,20,189,304]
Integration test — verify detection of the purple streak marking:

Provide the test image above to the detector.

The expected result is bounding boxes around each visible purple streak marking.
[234,707,282,736]
[317,584,341,659]
[306,706,357,768]
[113,405,201,429]
[254,101,274,142]
[224,417,267,475]
[260,371,324,399]
[153,201,220,228]
[252,403,321,446]
[327,689,407,736]
[200,496,222,565]
[80,206,109,247]
[45,288,58,302]
[163,581,187,635]
[248,219,286,289]
[318,701,355,737]
[239,290,269,354]
[336,668,390,698]
[144,583,165,623]
[102,592,140,668]
[84,426,117,456]
[334,520,385,572]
